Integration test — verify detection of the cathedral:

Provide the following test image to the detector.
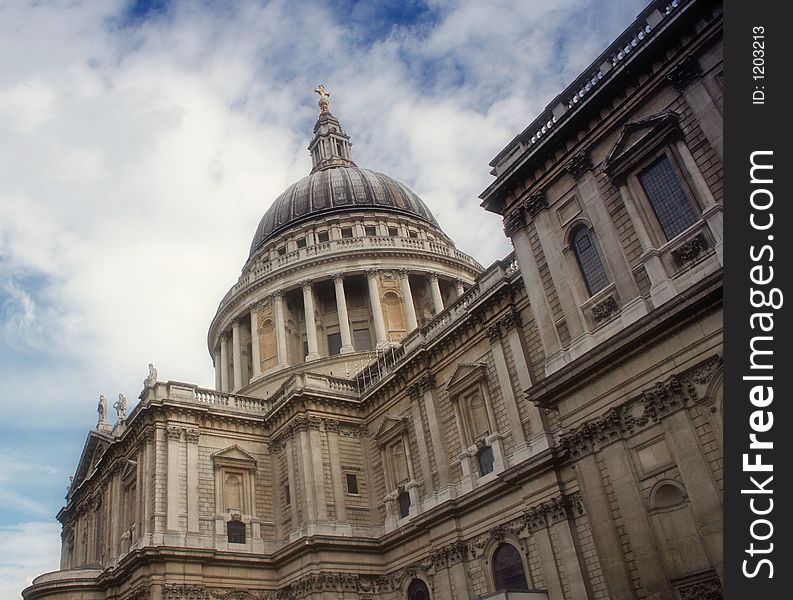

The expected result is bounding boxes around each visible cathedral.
[24,0,724,599]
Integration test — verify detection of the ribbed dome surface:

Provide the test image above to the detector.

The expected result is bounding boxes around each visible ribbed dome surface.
[249,166,440,255]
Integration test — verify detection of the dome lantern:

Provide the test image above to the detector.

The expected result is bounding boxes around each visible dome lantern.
[308,85,355,173]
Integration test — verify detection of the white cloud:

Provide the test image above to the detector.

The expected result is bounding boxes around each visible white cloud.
[0,0,650,589]
[0,521,62,600]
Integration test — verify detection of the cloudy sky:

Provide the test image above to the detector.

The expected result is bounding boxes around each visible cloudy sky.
[0,0,648,595]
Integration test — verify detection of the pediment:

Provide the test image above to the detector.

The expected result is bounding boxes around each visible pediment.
[211,445,258,468]
[603,111,681,177]
[375,416,408,443]
[70,430,114,494]
[121,459,137,482]
[446,362,488,392]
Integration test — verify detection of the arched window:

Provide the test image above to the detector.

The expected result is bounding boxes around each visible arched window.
[638,155,698,240]
[492,543,529,591]
[227,520,246,544]
[407,578,431,600]
[571,225,609,295]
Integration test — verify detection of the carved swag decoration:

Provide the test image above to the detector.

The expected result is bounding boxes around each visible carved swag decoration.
[560,355,722,459]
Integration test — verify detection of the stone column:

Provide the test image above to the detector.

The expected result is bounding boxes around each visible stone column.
[333,274,354,354]
[502,312,552,453]
[273,292,288,367]
[166,426,181,532]
[486,325,529,463]
[661,410,724,580]
[409,398,434,496]
[417,376,449,488]
[534,526,565,599]
[231,320,242,390]
[285,437,299,526]
[302,281,320,361]
[602,440,672,599]
[508,221,561,364]
[454,278,465,297]
[219,334,230,393]
[398,270,418,331]
[249,305,262,379]
[325,422,347,523]
[533,207,585,341]
[428,272,444,314]
[575,453,635,599]
[366,270,387,346]
[141,432,154,540]
[548,516,590,599]
[185,429,199,536]
[214,347,222,391]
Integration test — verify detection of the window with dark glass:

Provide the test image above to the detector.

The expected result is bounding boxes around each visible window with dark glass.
[341,227,354,239]
[353,328,372,352]
[407,578,431,600]
[571,226,609,296]
[398,489,411,518]
[317,230,330,243]
[296,237,307,248]
[283,483,290,506]
[638,155,699,240]
[388,226,399,236]
[492,543,529,591]
[346,472,359,495]
[365,225,377,236]
[327,332,342,356]
[277,246,286,256]
[476,445,494,476]
[227,520,246,544]
[408,230,418,239]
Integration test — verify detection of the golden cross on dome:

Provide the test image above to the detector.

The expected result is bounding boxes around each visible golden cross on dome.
[314,84,331,112]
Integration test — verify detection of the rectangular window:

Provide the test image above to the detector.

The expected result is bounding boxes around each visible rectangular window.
[388,226,399,236]
[327,332,342,356]
[227,521,246,544]
[364,225,377,236]
[283,483,290,506]
[408,230,419,239]
[353,328,372,352]
[296,237,307,248]
[341,227,354,239]
[398,490,411,518]
[345,472,359,495]
[638,155,698,240]
[477,445,495,476]
[277,246,286,256]
[317,231,330,243]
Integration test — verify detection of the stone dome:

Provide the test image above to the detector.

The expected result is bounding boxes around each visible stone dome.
[249,166,440,256]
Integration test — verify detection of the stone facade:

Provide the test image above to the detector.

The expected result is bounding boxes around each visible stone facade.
[24,0,723,599]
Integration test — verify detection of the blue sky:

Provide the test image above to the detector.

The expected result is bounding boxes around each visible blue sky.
[0,0,648,595]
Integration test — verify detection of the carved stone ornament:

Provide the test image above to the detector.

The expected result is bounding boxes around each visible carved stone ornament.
[163,584,208,600]
[560,355,722,458]
[185,428,200,443]
[666,55,703,92]
[671,232,709,266]
[564,150,593,179]
[677,575,723,600]
[503,209,525,236]
[523,190,548,216]
[166,426,183,441]
[591,295,619,323]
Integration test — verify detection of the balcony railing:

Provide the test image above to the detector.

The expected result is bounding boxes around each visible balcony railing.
[219,235,483,307]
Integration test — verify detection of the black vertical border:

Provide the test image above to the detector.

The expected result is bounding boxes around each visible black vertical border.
[724,0,791,597]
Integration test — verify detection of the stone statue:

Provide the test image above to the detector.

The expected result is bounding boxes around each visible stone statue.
[145,363,157,387]
[97,395,108,427]
[114,393,127,421]
[314,84,331,112]
[314,84,330,100]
